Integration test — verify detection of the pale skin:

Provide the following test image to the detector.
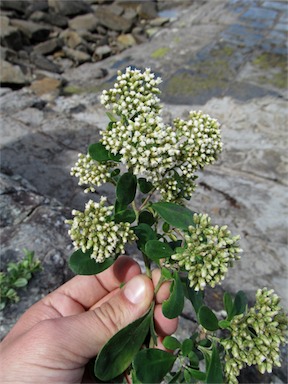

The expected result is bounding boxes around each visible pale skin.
[0,256,178,383]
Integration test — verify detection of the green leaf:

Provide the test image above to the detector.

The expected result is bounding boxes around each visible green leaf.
[163,336,181,351]
[206,343,224,384]
[114,209,136,224]
[218,320,230,329]
[188,351,200,368]
[114,199,127,214]
[138,177,154,194]
[88,142,110,162]
[232,290,248,317]
[186,368,206,381]
[161,267,173,280]
[110,168,120,178]
[167,370,184,383]
[133,349,177,383]
[106,111,117,122]
[186,284,204,315]
[69,249,114,275]
[94,307,152,381]
[152,202,196,230]
[116,172,137,205]
[145,240,174,262]
[181,339,193,357]
[13,277,28,288]
[162,272,185,319]
[139,211,155,226]
[223,292,234,320]
[133,223,157,252]
[198,306,219,331]
[88,142,121,163]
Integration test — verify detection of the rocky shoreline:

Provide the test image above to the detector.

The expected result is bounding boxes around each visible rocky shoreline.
[1,0,176,89]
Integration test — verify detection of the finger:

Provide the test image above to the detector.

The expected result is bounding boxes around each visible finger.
[154,303,178,337]
[3,256,141,345]
[28,275,154,363]
[152,269,171,304]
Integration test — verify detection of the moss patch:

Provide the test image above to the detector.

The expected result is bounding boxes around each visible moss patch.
[151,47,170,59]
[252,53,287,89]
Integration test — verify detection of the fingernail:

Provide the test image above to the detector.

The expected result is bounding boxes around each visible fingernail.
[123,275,147,304]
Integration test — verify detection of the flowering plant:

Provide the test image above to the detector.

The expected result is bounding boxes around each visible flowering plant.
[66,67,287,383]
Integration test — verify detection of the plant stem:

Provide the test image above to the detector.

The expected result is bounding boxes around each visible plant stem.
[132,200,139,221]
[142,252,152,279]
[154,274,167,295]
[139,188,156,211]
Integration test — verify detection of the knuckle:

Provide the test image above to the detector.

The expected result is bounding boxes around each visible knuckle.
[93,300,126,339]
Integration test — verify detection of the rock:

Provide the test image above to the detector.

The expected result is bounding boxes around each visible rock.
[1,0,31,14]
[33,37,63,55]
[43,12,68,28]
[0,60,27,87]
[63,46,91,64]
[30,76,62,96]
[48,0,92,16]
[60,29,82,49]
[149,17,170,27]
[68,13,99,32]
[93,44,112,60]
[117,33,136,47]
[25,0,49,17]
[95,6,134,32]
[30,52,62,73]
[136,1,158,20]
[123,7,138,23]
[0,172,73,338]
[0,16,23,50]
[10,19,51,43]
[107,4,124,16]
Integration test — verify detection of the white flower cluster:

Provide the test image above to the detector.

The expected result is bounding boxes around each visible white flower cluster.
[170,213,242,290]
[100,67,162,118]
[221,288,288,383]
[66,197,136,263]
[71,154,113,193]
[100,67,223,202]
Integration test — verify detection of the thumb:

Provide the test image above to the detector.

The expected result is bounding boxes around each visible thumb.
[49,274,154,360]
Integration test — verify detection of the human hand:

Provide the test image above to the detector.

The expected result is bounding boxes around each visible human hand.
[0,256,178,383]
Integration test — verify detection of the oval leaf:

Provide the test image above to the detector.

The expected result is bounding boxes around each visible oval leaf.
[162,272,185,319]
[233,290,248,316]
[69,249,114,275]
[95,308,152,381]
[133,349,177,383]
[114,209,136,224]
[181,339,193,357]
[145,240,174,261]
[198,306,219,331]
[133,223,157,252]
[13,277,28,288]
[88,142,110,162]
[138,177,154,194]
[223,292,234,320]
[139,210,155,226]
[116,172,137,205]
[162,336,181,351]
[186,284,204,315]
[152,202,196,230]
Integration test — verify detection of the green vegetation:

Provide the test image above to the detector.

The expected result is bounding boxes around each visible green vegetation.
[0,249,41,310]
